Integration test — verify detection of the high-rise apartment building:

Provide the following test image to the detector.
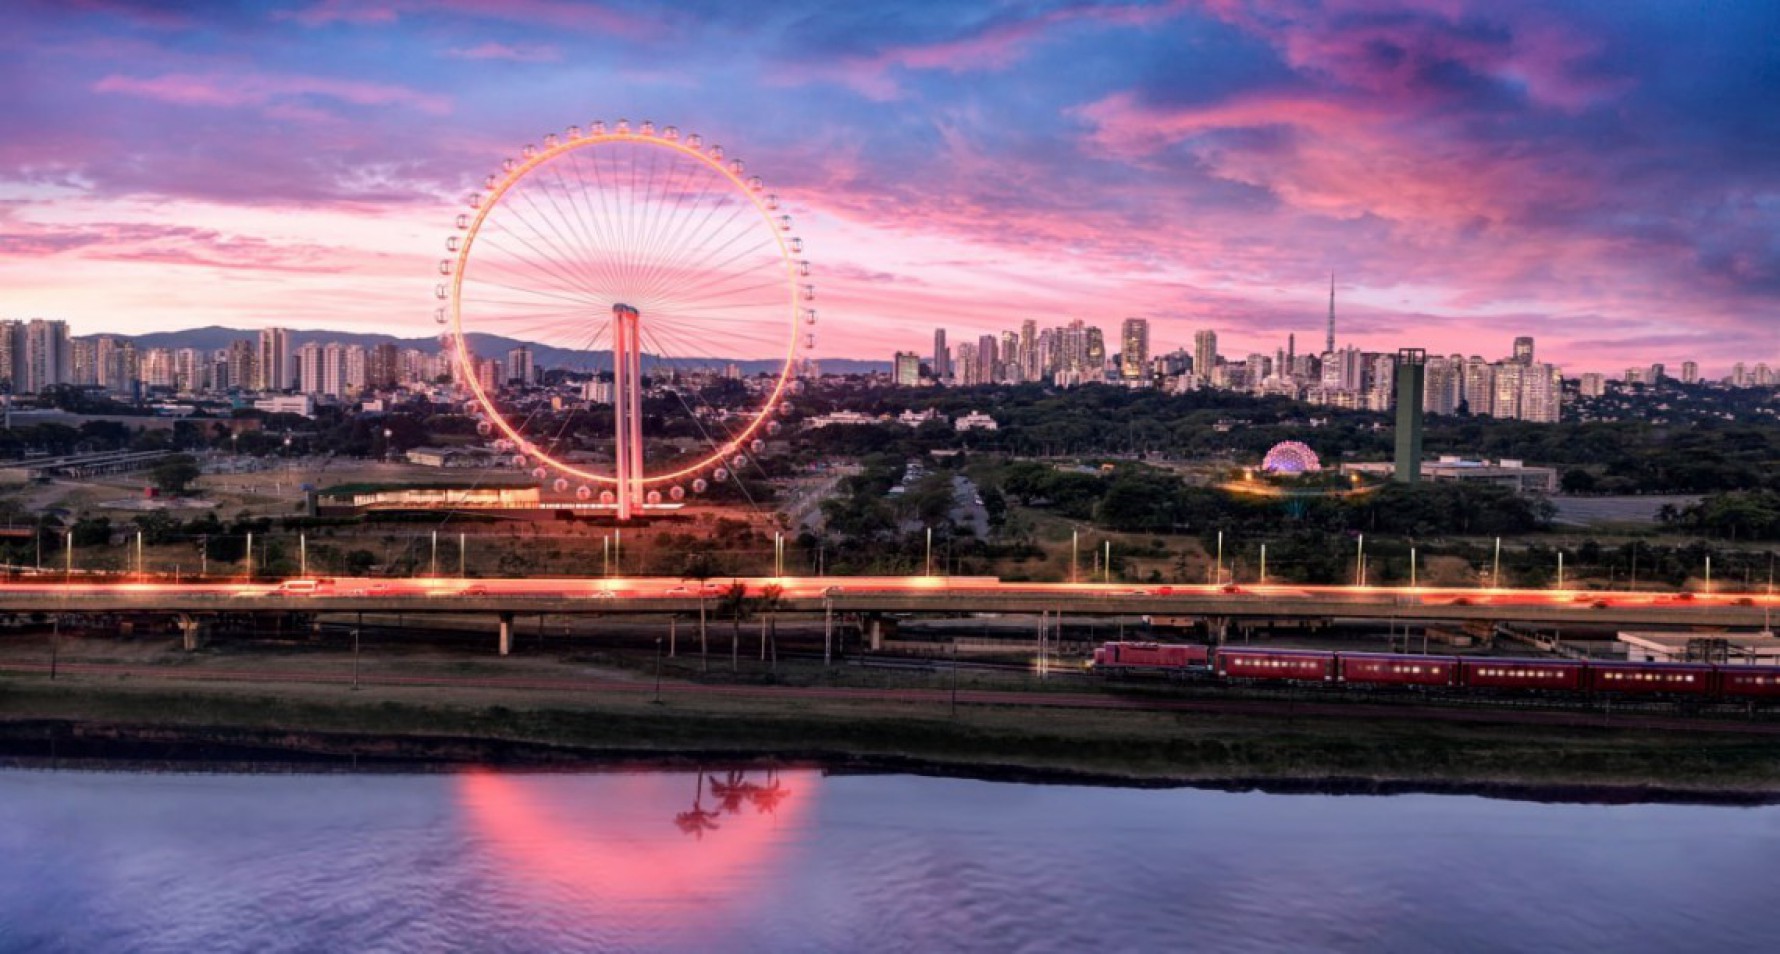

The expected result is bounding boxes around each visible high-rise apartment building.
[296,342,325,396]
[893,351,921,386]
[258,327,291,391]
[506,346,535,386]
[1019,319,1038,381]
[1119,317,1150,381]
[976,334,998,385]
[1423,355,1460,415]
[955,341,980,386]
[932,329,949,383]
[70,339,98,387]
[1512,336,1534,365]
[1681,361,1699,384]
[22,319,72,394]
[1193,330,1218,383]
[368,343,399,390]
[1461,357,1494,415]
[1578,373,1607,397]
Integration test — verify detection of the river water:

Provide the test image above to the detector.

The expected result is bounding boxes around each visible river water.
[1,767,1775,953]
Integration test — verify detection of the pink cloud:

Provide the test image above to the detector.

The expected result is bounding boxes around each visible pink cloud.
[278,0,399,27]
[445,42,562,62]
[0,219,379,275]
[282,0,657,38]
[92,71,451,115]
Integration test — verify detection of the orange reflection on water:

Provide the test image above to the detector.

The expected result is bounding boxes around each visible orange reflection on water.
[456,767,815,930]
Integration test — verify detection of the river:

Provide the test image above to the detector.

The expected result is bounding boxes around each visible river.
[1,767,1775,952]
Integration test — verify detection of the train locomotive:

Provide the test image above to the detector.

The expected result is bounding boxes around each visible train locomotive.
[1089,641,1780,702]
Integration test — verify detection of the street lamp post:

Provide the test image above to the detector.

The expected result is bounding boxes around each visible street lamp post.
[246,531,254,581]
[430,530,438,577]
[1706,555,1713,594]
[459,532,466,578]
[1259,543,1267,585]
[1071,530,1078,584]
[1215,531,1224,586]
[1557,551,1564,589]
[299,533,307,577]
[1355,534,1365,588]
[1103,541,1111,584]
[925,527,932,577]
[1493,537,1502,588]
[1410,547,1417,589]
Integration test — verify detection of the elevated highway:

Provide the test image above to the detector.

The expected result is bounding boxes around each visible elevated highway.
[2,577,1773,630]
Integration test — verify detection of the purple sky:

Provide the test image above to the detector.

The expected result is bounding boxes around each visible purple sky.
[2,0,1776,374]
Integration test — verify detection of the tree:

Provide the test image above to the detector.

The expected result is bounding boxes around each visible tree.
[758,583,785,667]
[683,552,723,672]
[150,454,202,495]
[718,581,751,672]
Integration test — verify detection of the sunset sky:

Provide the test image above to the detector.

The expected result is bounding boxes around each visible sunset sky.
[2,0,1776,374]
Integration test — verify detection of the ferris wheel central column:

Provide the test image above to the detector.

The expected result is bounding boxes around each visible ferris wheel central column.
[612,303,645,521]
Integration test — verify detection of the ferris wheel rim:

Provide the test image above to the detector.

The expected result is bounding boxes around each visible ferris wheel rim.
[445,125,805,487]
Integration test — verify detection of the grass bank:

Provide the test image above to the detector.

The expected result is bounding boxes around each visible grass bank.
[5,674,1780,800]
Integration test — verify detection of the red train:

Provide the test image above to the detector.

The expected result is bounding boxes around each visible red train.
[1090,641,1780,702]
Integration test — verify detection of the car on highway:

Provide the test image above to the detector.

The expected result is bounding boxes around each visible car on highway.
[347,582,392,597]
[461,584,489,597]
[270,579,334,597]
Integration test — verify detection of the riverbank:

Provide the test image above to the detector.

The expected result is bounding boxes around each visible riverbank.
[6,669,1780,802]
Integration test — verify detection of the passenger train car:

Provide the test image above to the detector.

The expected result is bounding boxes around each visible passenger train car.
[1088,641,1780,702]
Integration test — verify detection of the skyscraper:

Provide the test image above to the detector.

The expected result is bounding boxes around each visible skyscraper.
[1119,317,1150,380]
[258,327,291,391]
[976,334,998,384]
[1681,361,1699,384]
[1019,319,1038,381]
[1193,330,1218,383]
[932,329,950,383]
[1084,327,1105,376]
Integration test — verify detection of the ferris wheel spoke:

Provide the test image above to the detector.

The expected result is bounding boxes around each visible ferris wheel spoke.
[507,183,612,297]
[563,148,629,296]
[473,222,607,303]
[640,217,779,304]
[637,197,757,302]
[537,161,624,298]
[631,152,722,299]
[645,240,783,308]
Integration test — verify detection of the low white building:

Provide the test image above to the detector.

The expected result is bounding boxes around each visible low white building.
[253,394,315,418]
[1341,456,1558,494]
[1618,631,1780,665]
[954,410,999,432]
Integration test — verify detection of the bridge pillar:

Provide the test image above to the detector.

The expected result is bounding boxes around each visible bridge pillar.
[1207,616,1229,646]
[864,613,897,651]
[498,613,514,656]
[177,614,207,652]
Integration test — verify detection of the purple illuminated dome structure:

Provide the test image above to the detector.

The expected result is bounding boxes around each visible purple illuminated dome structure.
[1260,441,1322,475]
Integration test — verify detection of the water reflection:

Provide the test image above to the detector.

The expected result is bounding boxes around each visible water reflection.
[456,766,812,946]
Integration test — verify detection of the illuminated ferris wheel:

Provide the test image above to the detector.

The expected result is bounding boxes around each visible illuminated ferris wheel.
[436,119,815,520]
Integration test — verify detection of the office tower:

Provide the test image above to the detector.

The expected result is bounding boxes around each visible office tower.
[893,351,921,386]
[1512,336,1534,365]
[507,346,535,386]
[1393,349,1426,483]
[976,334,998,384]
[1680,361,1699,384]
[0,321,19,391]
[1647,363,1665,384]
[1325,273,1336,355]
[258,327,291,391]
[932,329,950,382]
[1019,319,1038,381]
[1193,330,1218,383]
[1368,353,1396,411]
[1120,317,1150,380]
[1058,320,1086,373]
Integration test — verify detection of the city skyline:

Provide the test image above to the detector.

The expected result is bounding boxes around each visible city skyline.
[0,2,1775,372]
